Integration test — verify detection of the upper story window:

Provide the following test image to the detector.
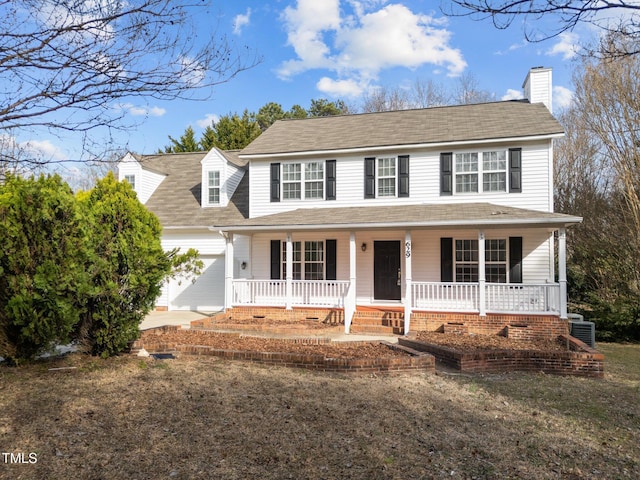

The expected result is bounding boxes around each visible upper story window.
[274,161,327,201]
[377,157,396,197]
[441,149,520,196]
[124,174,136,190]
[208,171,220,205]
[454,150,506,194]
[364,155,409,199]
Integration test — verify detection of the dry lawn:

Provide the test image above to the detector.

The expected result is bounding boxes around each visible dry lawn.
[1,343,639,480]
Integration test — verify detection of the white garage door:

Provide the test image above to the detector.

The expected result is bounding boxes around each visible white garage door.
[168,255,225,311]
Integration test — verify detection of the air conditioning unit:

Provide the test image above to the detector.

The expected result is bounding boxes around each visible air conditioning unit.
[569,317,595,348]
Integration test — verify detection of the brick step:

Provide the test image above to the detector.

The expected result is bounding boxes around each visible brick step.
[350,324,403,335]
[350,317,405,328]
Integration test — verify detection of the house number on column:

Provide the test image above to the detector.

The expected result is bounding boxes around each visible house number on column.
[405,241,411,258]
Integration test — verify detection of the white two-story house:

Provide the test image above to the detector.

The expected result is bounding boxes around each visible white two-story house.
[119,67,581,337]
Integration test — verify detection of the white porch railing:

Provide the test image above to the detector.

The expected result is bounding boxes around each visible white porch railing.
[412,282,560,314]
[232,279,349,308]
[485,283,560,314]
[412,282,479,311]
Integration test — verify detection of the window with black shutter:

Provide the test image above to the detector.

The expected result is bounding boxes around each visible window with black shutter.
[398,155,409,197]
[509,237,523,283]
[326,160,336,200]
[364,157,375,198]
[270,163,280,202]
[509,148,522,193]
[440,237,453,282]
[440,153,453,196]
[270,240,281,279]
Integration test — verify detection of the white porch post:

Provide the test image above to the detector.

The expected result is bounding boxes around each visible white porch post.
[558,227,568,319]
[224,232,234,311]
[285,232,293,310]
[404,230,412,335]
[345,231,357,334]
[478,230,486,316]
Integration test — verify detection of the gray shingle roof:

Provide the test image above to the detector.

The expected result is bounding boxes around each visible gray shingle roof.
[213,203,581,232]
[137,152,248,228]
[241,100,563,156]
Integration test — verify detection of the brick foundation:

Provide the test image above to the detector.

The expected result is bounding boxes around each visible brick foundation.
[409,311,569,341]
[222,306,344,324]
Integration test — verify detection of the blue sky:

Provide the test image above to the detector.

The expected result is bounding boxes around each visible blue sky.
[20,0,590,164]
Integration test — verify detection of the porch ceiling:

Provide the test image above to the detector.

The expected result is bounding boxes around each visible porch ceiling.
[212,202,582,233]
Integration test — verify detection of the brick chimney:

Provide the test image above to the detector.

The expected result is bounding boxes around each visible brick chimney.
[523,67,552,113]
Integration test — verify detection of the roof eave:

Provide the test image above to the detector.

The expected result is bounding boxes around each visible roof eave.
[239,133,565,160]
[212,215,582,234]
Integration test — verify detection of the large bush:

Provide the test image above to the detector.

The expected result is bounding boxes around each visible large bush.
[0,172,200,363]
[0,175,88,364]
[74,173,172,357]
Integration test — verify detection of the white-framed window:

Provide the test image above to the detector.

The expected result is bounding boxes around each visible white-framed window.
[377,157,396,197]
[124,174,136,190]
[207,171,220,204]
[282,162,324,200]
[482,151,507,192]
[282,241,324,280]
[454,150,507,194]
[282,163,301,200]
[454,238,508,283]
[305,162,324,199]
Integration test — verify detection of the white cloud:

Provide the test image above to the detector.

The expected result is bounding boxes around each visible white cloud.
[554,85,574,110]
[119,103,166,117]
[196,113,220,128]
[317,77,369,97]
[546,32,580,60]
[501,88,523,101]
[233,8,252,35]
[20,139,67,161]
[278,0,466,96]
[179,56,207,87]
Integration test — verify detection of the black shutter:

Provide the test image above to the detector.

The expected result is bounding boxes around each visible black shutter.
[270,163,280,202]
[326,239,337,280]
[509,148,522,193]
[509,237,523,283]
[270,240,281,280]
[364,157,375,199]
[440,153,453,196]
[398,155,410,197]
[441,238,453,282]
[326,159,336,200]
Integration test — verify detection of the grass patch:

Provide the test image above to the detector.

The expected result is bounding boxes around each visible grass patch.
[0,345,638,479]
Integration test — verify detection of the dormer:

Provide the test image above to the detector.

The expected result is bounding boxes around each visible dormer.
[523,66,553,113]
[117,152,167,204]
[200,148,247,208]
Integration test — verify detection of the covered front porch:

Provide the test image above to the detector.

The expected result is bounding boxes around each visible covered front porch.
[215,203,581,335]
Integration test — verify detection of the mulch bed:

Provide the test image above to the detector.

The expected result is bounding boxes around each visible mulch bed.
[138,329,407,359]
[416,331,567,352]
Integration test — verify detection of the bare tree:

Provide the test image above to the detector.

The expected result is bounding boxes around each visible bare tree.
[443,0,640,57]
[0,0,259,166]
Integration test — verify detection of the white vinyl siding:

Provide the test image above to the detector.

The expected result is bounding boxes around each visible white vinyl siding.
[249,140,553,218]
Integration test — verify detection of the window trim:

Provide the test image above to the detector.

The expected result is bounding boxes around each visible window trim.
[279,161,325,201]
[124,174,136,190]
[281,240,326,280]
[452,149,508,195]
[453,237,509,284]
[207,170,221,205]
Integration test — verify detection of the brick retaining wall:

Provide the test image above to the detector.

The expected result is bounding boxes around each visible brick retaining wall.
[133,328,435,375]
[398,335,604,377]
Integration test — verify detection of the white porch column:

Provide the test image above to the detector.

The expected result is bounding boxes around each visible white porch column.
[478,230,486,316]
[558,227,568,319]
[404,230,412,335]
[224,232,234,311]
[345,231,357,334]
[285,232,293,310]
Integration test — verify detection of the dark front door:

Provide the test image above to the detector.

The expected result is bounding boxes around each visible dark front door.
[374,241,401,300]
